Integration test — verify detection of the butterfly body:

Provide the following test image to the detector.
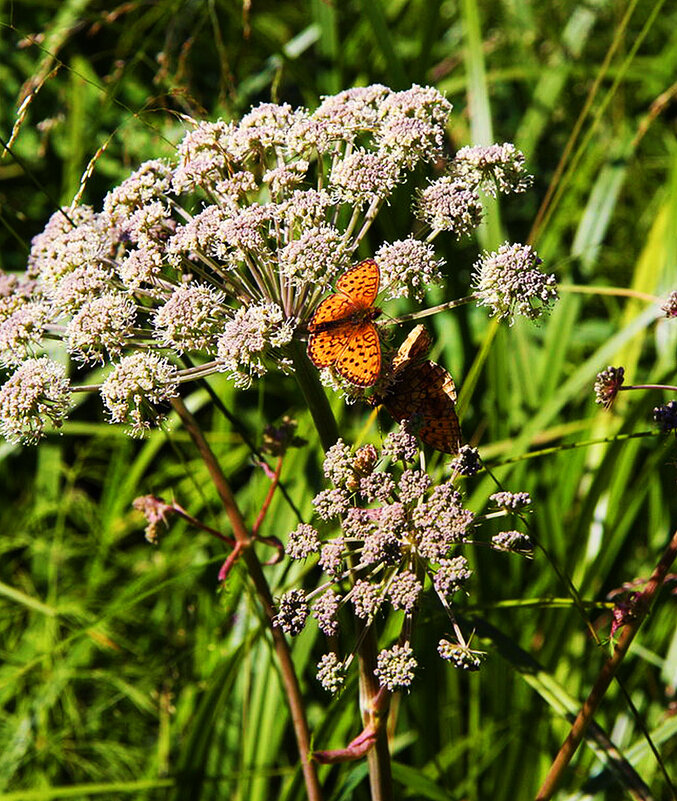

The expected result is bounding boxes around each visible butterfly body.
[307,260,382,387]
[309,305,382,335]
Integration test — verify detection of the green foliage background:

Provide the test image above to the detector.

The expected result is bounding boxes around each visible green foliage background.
[0,0,675,799]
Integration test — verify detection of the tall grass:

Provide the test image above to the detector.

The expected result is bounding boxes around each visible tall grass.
[1,1,675,800]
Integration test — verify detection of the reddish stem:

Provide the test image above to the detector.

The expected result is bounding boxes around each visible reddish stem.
[535,528,677,801]
[253,456,283,535]
[170,397,323,801]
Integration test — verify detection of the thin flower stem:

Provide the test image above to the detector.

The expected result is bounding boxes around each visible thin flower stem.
[558,284,660,303]
[489,430,654,467]
[170,396,323,801]
[388,294,478,325]
[351,197,386,251]
[170,500,236,545]
[252,456,282,535]
[535,528,677,801]
[621,384,677,392]
[357,622,393,801]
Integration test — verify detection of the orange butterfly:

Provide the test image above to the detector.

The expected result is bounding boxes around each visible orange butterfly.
[372,325,461,454]
[307,259,382,386]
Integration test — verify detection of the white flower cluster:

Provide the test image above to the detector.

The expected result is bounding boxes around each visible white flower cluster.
[1,83,537,442]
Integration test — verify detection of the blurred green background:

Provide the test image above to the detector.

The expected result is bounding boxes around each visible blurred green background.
[1,1,676,799]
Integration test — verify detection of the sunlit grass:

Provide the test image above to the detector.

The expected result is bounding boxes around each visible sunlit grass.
[1,1,675,799]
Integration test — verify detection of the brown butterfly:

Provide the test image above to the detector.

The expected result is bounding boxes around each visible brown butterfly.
[372,325,461,454]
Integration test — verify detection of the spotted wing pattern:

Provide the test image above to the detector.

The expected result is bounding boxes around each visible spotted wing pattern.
[308,325,355,367]
[335,259,380,306]
[335,324,382,387]
[307,294,357,332]
[307,260,382,386]
[375,325,461,454]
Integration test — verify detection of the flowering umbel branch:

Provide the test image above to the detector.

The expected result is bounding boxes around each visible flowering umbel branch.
[4,82,557,801]
[0,84,548,442]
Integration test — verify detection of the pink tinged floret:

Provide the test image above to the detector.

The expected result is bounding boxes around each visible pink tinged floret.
[153,284,227,354]
[312,591,341,636]
[417,176,483,238]
[374,642,417,690]
[376,238,445,302]
[0,302,48,368]
[279,225,349,291]
[330,150,401,206]
[65,294,136,365]
[316,652,346,694]
[286,523,321,559]
[273,588,309,635]
[387,571,422,613]
[472,242,556,324]
[0,357,71,444]
[100,352,179,436]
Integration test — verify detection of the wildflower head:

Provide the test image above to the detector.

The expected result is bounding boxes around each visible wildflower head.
[280,437,531,691]
[653,401,677,434]
[286,523,321,560]
[661,291,677,318]
[274,589,309,635]
[438,639,484,671]
[6,84,538,446]
[491,530,534,556]
[450,445,482,477]
[416,177,483,238]
[153,285,227,355]
[100,352,179,437]
[473,243,557,324]
[316,652,347,694]
[0,357,71,444]
[132,494,173,544]
[452,143,532,196]
[375,238,445,302]
[490,491,531,511]
[374,642,417,691]
[594,366,625,409]
[382,427,419,463]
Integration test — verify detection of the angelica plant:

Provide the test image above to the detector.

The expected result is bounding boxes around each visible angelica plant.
[2,83,557,800]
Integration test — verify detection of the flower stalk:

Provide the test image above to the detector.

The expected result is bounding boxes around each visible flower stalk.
[535,527,677,801]
[289,349,394,798]
[170,396,323,801]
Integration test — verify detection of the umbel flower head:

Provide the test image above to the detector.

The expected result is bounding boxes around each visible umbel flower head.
[472,243,557,325]
[1,83,539,442]
[594,365,625,409]
[275,434,533,694]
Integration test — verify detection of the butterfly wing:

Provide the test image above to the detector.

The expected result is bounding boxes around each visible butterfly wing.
[391,325,432,373]
[414,362,461,453]
[335,323,381,386]
[308,293,357,332]
[335,259,380,308]
[308,325,355,367]
[381,352,461,454]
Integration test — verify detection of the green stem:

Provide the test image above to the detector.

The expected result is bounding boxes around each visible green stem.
[388,294,477,325]
[289,340,340,450]
[358,627,394,801]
